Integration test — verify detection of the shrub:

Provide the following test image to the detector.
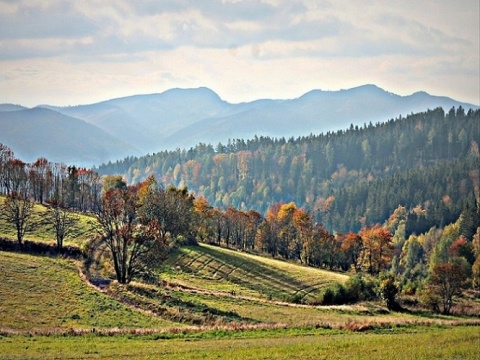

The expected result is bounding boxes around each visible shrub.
[289,292,305,304]
[376,273,400,310]
[344,275,376,302]
[321,286,336,305]
[419,287,440,313]
[402,280,420,295]
[319,276,380,306]
[171,235,198,248]
[321,283,348,305]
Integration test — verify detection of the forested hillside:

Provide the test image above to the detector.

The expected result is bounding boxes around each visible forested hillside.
[98,106,480,234]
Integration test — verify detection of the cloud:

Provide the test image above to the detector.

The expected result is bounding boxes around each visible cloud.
[0,0,478,106]
[0,1,98,40]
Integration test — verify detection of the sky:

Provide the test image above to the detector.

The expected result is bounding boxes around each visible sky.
[0,0,479,107]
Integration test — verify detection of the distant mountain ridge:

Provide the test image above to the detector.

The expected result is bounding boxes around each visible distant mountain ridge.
[0,85,478,165]
[0,107,139,166]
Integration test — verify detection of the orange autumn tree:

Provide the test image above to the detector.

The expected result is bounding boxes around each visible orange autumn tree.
[193,196,214,242]
[341,232,364,272]
[426,262,467,314]
[277,202,298,259]
[359,224,394,274]
[293,208,313,264]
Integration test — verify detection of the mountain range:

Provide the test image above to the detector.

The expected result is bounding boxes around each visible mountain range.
[1,84,478,166]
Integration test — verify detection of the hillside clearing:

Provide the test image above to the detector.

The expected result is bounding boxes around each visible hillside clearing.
[162,243,348,303]
[0,196,97,246]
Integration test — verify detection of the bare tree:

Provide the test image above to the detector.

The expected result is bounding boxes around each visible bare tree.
[0,159,35,244]
[45,200,78,249]
[0,143,14,195]
[1,191,35,245]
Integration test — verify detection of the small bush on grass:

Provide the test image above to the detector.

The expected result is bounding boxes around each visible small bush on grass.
[344,275,376,302]
[289,292,306,304]
[171,235,198,248]
[376,273,400,310]
[320,275,377,305]
[321,283,347,305]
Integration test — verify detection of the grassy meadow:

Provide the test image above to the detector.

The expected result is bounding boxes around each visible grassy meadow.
[1,199,480,359]
[0,196,97,246]
[0,326,479,359]
[0,251,182,332]
[161,243,348,303]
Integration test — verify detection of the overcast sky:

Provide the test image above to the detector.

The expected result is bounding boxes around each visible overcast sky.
[1,0,479,107]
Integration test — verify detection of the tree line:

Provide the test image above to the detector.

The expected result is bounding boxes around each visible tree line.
[2,143,479,312]
[97,107,480,235]
[1,103,480,313]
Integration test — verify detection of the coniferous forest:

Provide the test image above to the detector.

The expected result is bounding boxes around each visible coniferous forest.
[98,107,480,236]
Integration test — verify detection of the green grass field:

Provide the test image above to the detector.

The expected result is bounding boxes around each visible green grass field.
[2,248,476,336]
[1,200,480,359]
[0,251,182,332]
[1,326,479,359]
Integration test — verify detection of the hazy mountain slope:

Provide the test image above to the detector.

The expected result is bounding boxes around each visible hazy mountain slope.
[97,107,480,234]
[47,87,232,152]
[43,102,159,153]
[165,85,478,148]
[0,104,27,112]
[0,107,139,166]
[2,85,478,162]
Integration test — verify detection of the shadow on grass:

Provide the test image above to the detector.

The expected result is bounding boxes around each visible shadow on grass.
[111,282,258,326]
[169,245,332,303]
[0,237,84,258]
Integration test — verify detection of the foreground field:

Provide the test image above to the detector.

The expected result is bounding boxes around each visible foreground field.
[1,326,479,359]
[1,241,480,359]
[3,248,479,333]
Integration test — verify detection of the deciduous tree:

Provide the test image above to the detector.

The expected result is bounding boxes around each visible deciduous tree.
[427,262,467,315]
[341,232,363,272]
[45,199,78,249]
[95,186,168,284]
[1,191,35,244]
[359,225,393,274]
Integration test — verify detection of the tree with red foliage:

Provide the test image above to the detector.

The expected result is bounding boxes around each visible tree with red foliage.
[427,262,467,314]
[341,232,363,272]
[449,236,475,264]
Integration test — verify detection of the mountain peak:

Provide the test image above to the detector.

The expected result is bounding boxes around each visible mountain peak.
[159,87,224,102]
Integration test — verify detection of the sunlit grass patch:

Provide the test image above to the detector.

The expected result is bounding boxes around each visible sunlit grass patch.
[0,251,181,332]
[0,196,97,246]
[0,326,478,360]
[163,243,349,303]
